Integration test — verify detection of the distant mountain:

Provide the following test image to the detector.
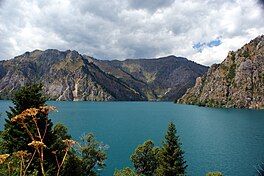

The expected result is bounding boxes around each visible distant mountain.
[88,56,208,100]
[178,35,264,109]
[0,50,208,101]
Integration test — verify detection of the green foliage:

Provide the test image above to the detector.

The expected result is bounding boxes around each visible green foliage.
[9,83,46,114]
[260,73,264,81]
[1,83,47,153]
[0,154,21,175]
[0,83,59,174]
[114,167,141,176]
[196,98,227,108]
[256,162,264,176]
[131,140,158,176]
[208,99,222,107]
[206,171,223,176]
[129,122,187,176]
[242,50,250,58]
[197,101,206,107]
[50,123,75,175]
[230,52,236,61]
[61,153,83,176]
[0,151,40,175]
[156,122,187,176]
[0,83,108,175]
[61,133,108,176]
[50,123,72,154]
[80,133,107,176]
[227,64,236,82]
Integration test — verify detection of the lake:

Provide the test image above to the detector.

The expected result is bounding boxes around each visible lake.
[0,100,264,176]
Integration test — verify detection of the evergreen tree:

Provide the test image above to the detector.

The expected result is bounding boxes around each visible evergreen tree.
[1,83,47,153]
[130,140,158,176]
[0,83,70,175]
[156,122,187,176]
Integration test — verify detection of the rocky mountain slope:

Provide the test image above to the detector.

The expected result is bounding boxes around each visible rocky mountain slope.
[0,50,144,101]
[0,50,208,101]
[87,56,208,100]
[178,35,264,109]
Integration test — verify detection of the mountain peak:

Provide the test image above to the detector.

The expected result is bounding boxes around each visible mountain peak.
[0,49,208,101]
[178,35,264,109]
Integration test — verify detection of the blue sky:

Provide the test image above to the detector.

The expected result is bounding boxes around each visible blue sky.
[0,0,263,65]
[193,38,222,52]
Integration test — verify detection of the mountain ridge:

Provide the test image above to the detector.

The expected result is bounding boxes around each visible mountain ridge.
[178,35,264,109]
[0,50,208,101]
[86,55,208,100]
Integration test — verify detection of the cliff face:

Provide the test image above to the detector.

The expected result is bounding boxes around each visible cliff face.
[0,50,208,101]
[88,56,208,101]
[0,50,144,101]
[178,35,264,109]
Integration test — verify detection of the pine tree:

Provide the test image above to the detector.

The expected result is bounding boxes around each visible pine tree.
[1,83,48,153]
[156,122,187,176]
[0,83,67,174]
[130,140,158,176]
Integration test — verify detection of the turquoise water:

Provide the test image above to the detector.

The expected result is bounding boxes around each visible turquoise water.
[0,100,264,176]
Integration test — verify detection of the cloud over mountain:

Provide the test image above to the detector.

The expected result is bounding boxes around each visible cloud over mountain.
[0,0,263,65]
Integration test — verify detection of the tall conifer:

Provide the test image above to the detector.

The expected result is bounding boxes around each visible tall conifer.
[156,122,187,176]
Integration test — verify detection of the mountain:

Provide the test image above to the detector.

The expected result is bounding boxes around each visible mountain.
[0,50,208,101]
[87,56,208,100]
[0,50,144,101]
[178,35,264,109]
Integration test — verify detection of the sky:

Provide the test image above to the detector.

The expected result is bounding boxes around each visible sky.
[0,0,263,65]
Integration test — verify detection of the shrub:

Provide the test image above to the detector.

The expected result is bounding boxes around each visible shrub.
[114,167,140,176]
[206,171,223,176]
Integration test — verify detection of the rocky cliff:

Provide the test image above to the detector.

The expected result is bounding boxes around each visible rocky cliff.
[178,35,264,109]
[0,50,208,101]
[0,50,144,101]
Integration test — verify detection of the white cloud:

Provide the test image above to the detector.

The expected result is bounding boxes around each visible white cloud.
[0,0,263,65]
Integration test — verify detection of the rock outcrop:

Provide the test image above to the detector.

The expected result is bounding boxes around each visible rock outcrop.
[178,35,264,109]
